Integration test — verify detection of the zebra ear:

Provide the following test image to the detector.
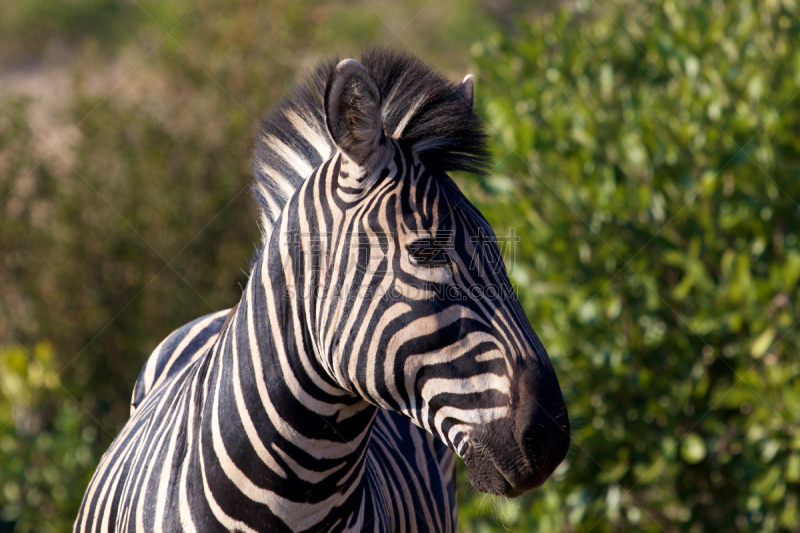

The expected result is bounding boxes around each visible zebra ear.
[457,74,474,109]
[325,59,384,167]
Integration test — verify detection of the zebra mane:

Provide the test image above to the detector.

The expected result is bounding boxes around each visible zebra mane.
[251,48,491,240]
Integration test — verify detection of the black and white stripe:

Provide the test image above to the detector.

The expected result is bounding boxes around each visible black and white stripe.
[76,50,569,532]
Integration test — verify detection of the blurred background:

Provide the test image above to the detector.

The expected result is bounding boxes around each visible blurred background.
[1,0,799,531]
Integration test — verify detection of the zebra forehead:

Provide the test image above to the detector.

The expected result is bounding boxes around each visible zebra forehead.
[252,48,491,244]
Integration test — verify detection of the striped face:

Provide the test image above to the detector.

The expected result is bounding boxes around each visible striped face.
[282,59,571,497]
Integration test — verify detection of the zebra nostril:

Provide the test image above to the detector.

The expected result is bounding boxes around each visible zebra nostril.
[513,374,570,481]
[521,424,547,469]
[512,410,570,492]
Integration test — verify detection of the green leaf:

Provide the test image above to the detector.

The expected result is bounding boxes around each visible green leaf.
[751,327,776,359]
[680,433,707,464]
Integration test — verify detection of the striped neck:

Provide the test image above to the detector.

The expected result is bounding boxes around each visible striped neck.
[197,203,379,529]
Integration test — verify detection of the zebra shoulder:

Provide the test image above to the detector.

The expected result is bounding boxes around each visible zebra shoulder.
[129,308,233,415]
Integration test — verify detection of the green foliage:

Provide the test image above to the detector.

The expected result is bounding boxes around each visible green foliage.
[0,0,144,56]
[3,0,798,531]
[458,0,800,531]
[0,0,503,530]
[0,343,98,532]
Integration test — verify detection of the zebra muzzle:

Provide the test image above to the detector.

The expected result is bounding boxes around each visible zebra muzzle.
[463,376,570,497]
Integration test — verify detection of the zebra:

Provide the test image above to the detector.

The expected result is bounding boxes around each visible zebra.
[75,49,570,532]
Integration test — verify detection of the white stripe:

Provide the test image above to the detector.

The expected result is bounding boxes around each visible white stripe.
[392,94,426,138]
[261,134,314,178]
[258,162,297,198]
[229,309,288,478]
[286,109,332,159]
[149,312,226,394]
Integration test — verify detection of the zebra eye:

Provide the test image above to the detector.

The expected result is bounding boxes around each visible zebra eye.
[407,238,451,267]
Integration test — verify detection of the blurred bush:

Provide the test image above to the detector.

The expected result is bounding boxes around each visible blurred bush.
[0,0,501,530]
[458,0,800,531]
[3,0,799,531]
[0,343,96,533]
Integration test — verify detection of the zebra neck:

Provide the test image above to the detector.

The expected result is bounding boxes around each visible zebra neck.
[197,243,379,529]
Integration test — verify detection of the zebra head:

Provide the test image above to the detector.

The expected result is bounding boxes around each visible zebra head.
[258,51,570,498]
